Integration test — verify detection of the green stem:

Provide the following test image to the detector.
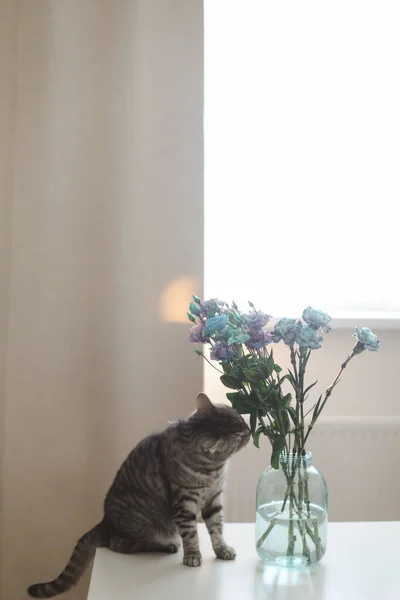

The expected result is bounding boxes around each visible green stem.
[303,461,311,517]
[286,492,296,557]
[286,455,323,563]
[300,402,305,448]
[296,520,311,565]
[258,455,324,563]
[311,520,324,561]
[198,351,224,374]
[256,518,277,548]
[299,458,323,560]
[302,349,356,449]
[298,349,310,449]
[290,346,301,455]
[303,402,318,419]
[280,461,294,513]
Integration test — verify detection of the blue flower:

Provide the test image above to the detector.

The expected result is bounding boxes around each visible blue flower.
[353,327,380,352]
[272,318,303,345]
[203,314,229,337]
[296,325,324,349]
[210,341,235,362]
[302,307,332,333]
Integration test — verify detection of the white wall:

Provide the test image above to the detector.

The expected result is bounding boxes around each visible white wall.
[0,2,203,599]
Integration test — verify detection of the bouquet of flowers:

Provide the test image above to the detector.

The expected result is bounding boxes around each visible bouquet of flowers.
[187,296,379,563]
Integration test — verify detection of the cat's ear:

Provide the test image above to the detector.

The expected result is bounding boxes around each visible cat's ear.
[196,392,215,413]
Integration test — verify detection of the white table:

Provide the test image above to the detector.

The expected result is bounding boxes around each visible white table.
[88,522,399,599]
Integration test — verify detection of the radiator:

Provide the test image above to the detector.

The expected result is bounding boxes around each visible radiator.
[224,417,400,523]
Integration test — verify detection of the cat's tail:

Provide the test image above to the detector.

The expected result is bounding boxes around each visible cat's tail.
[27,521,107,598]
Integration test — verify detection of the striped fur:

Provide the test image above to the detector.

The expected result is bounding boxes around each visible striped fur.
[27,393,250,597]
[27,524,106,597]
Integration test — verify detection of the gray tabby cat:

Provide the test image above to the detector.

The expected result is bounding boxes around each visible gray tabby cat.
[28,393,250,597]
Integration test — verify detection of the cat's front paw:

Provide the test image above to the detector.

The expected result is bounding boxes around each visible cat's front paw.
[165,543,180,554]
[183,552,202,567]
[215,545,236,560]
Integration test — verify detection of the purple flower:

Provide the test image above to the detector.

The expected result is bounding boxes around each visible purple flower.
[296,325,323,349]
[210,341,235,362]
[200,298,225,318]
[246,329,273,350]
[188,322,208,343]
[243,311,271,330]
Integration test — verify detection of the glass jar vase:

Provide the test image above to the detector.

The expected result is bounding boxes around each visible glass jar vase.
[256,451,328,567]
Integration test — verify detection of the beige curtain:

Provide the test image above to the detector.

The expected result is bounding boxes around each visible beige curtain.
[0,1,203,598]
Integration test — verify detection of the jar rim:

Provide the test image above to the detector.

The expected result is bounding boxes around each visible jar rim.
[279,450,312,464]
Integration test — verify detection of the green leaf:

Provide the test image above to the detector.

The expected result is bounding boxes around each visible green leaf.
[263,427,275,443]
[244,368,262,383]
[254,381,268,400]
[228,330,251,345]
[283,393,292,406]
[312,394,323,420]
[187,312,196,323]
[250,411,257,434]
[287,406,297,424]
[192,295,201,304]
[271,436,286,469]
[236,333,251,343]
[246,392,261,408]
[274,364,283,373]
[226,391,251,414]
[222,362,232,374]
[226,391,243,403]
[303,381,318,396]
[281,410,290,435]
[266,353,275,376]
[220,374,240,389]
[194,348,203,356]
[287,369,298,388]
[259,386,278,410]
[267,389,280,409]
[253,426,264,448]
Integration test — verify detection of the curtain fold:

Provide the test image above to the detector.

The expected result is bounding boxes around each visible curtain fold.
[0,2,203,598]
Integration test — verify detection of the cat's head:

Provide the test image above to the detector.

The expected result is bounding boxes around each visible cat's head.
[187,393,251,459]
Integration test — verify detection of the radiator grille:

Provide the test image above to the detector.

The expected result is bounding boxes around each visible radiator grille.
[224,417,400,523]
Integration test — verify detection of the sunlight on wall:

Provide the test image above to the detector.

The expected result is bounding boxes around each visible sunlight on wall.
[160,276,200,323]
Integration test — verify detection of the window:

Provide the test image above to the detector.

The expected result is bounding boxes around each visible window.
[204,1,400,322]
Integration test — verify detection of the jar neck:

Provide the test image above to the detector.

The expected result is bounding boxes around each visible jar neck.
[279,450,312,468]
